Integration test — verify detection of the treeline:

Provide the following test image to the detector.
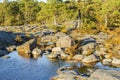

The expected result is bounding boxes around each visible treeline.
[0,0,120,29]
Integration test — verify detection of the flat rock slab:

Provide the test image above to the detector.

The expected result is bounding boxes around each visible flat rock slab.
[88,69,120,80]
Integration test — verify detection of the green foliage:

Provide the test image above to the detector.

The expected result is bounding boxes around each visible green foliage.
[0,0,119,30]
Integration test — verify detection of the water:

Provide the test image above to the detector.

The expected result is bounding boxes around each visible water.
[0,51,76,80]
[0,51,120,80]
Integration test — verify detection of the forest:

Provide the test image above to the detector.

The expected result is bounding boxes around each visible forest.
[0,0,120,30]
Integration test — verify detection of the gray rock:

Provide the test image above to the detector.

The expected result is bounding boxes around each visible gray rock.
[102,59,112,66]
[88,69,120,80]
[82,43,95,55]
[52,47,62,54]
[55,32,67,39]
[56,36,74,48]
[73,54,84,61]
[112,57,120,67]
[82,54,99,63]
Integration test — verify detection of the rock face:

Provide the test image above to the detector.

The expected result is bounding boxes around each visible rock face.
[82,54,99,63]
[56,36,74,48]
[0,31,16,49]
[0,50,8,57]
[88,69,120,80]
[17,39,36,57]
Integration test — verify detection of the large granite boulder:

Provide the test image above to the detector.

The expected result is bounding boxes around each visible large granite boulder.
[56,36,74,48]
[17,39,36,57]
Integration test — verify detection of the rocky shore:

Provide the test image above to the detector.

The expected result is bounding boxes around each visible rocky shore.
[0,25,120,80]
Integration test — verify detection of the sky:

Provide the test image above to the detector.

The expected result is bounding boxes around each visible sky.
[0,0,47,3]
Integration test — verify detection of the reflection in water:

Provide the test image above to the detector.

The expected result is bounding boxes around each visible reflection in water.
[0,51,120,80]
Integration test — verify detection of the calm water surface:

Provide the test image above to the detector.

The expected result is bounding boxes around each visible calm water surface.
[0,51,120,80]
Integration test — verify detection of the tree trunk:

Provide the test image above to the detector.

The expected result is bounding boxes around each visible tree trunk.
[54,14,57,25]
[105,14,107,27]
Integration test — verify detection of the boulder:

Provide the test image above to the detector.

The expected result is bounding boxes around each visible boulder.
[112,57,120,67]
[0,50,8,57]
[82,43,95,55]
[82,54,99,63]
[32,48,41,55]
[52,47,62,54]
[88,69,120,80]
[6,45,16,52]
[17,39,36,57]
[102,59,112,66]
[56,36,74,48]
[55,32,67,39]
[73,54,84,61]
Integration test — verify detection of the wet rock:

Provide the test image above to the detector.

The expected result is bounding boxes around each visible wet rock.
[82,54,99,63]
[102,59,112,66]
[73,54,84,61]
[46,54,58,59]
[56,36,74,48]
[112,57,120,67]
[0,50,8,57]
[57,66,77,75]
[17,39,36,57]
[88,69,120,80]
[1,55,10,59]
[32,48,42,56]
[6,45,16,52]
[82,43,95,55]
[52,73,87,80]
